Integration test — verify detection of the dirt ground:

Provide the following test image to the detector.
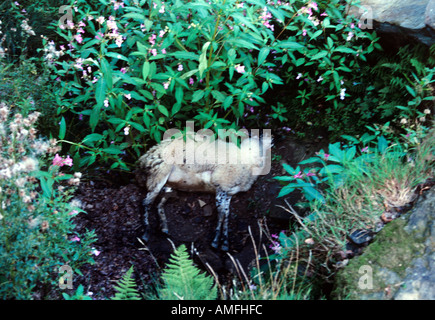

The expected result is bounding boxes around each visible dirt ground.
[71,134,328,299]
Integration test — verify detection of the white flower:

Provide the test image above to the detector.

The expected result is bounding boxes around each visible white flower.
[340,88,346,100]
[124,126,130,135]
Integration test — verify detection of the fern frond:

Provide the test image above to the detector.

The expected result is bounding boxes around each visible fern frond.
[111,266,141,300]
[159,244,217,300]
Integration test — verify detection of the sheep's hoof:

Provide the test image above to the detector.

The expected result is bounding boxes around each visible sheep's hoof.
[141,230,150,243]
[211,239,229,251]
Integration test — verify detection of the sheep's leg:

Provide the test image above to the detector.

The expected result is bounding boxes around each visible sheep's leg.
[156,187,175,234]
[141,171,171,242]
[211,190,232,251]
[142,189,160,242]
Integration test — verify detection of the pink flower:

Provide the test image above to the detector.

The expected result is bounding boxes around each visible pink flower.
[63,155,73,167]
[74,33,83,44]
[294,171,303,179]
[161,48,167,54]
[189,77,194,85]
[69,210,79,216]
[306,172,316,177]
[53,154,63,166]
[235,65,245,73]
[53,154,73,167]
[71,236,81,242]
[324,153,330,160]
[92,249,101,256]
[302,29,307,36]
[361,146,369,153]
[308,2,318,11]
[269,240,281,254]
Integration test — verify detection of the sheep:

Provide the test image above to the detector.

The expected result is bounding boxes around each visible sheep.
[135,131,272,251]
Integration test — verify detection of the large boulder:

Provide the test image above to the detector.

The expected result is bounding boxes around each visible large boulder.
[350,0,435,47]
[332,187,435,300]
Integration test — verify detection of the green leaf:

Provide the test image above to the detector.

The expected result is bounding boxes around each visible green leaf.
[180,69,199,80]
[95,77,106,108]
[102,146,123,154]
[142,61,150,80]
[105,52,129,62]
[82,133,104,146]
[175,86,184,104]
[59,116,66,140]
[157,104,169,117]
[405,85,416,97]
[223,95,233,110]
[345,146,356,161]
[171,51,199,60]
[377,136,389,154]
[192,90,205,102]
[334,46,357,54]
[258,47,270,66]
[123,12,146,21]
[90,105,101,131]
[100,58,113,89]
[276,41,304,50]
[310,51,328,60]
[302,186,324,203]
[199,42,211,78]
[211,90,226,103]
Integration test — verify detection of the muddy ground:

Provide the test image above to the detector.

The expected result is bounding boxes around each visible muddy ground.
[71,135,328,299]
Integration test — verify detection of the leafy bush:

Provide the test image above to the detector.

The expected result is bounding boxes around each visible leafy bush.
[0,0,77,60]
[0,60,61,138]
[0,102,96,299]
[274,124,435,283]
[40,0,377,171]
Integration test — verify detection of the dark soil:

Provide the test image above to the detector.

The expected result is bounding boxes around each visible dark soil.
[71,134,328,299]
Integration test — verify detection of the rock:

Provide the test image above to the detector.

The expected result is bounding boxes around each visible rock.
[332,187,435,300]
[349,0,435,46]
[202,204,213,217]
[348,229,375,245]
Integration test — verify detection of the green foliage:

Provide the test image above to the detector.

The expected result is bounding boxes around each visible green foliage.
[0,102,96,299]
[62,284,93,300]
[39,0,377,171]
[111,266,141,300]
[0,59,60,138]
[0,0,73,60]
[273,124,435,284]
[158,244,217,300]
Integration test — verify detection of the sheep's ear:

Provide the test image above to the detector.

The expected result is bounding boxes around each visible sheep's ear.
[260,134,273,150]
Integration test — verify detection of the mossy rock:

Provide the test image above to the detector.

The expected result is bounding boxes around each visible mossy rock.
[332,188,435,300]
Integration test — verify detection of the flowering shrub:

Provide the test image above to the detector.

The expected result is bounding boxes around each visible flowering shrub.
[43,0,376,170]
[0,102,96,299]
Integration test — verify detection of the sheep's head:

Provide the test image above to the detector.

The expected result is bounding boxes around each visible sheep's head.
[240,134,273,175]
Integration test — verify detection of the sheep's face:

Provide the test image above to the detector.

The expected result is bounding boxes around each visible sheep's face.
[240,136,272,175]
